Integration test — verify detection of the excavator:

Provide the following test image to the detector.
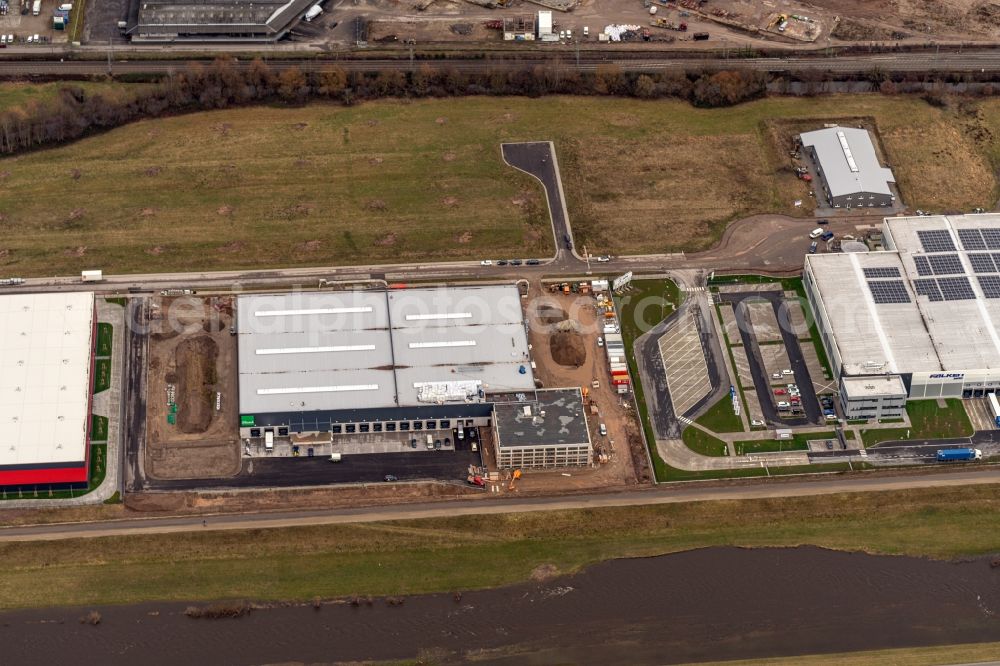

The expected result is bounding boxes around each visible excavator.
[507,468,522,491]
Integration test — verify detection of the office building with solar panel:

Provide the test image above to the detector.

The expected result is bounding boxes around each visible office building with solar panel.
[800,126,897,209]
[804,214,1000,419]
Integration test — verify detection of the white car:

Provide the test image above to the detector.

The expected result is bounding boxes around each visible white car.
[597,337,604,347]
[776,401,790,409]
[26,35,32,43]
[782,369,794,375]
[771,372,782,379]
[597,255,611,262]
[750,419,765,426]
[480,260,492,266]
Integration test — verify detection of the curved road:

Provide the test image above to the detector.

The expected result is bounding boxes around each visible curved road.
[3,469,999,542]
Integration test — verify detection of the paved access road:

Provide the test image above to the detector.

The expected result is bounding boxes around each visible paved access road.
[3,469,1000,542]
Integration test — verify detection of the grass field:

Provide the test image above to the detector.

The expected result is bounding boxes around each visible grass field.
[682,426,729,456]
[694,394,745,433]
[95,323,113,357]
[2,484,1000,609]
[89,414,108,441]
[733,431,838,455]
[0,82,144,114]
[93,359,111,393]
[862,399,973,447]
[3,94,1000,276]
[696,641,1000,666]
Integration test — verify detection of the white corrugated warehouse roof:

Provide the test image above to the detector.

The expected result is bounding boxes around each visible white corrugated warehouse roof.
[0,292,95,466]
[800,126,895,198]
[806,213,1000,375]
[237,286,534,415]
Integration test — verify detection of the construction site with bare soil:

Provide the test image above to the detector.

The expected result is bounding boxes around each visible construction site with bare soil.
[523,281,652,489]
[145,295,240,480]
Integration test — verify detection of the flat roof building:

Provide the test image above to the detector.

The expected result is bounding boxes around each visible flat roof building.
[131,0,314,42]
[800,126,896,209]
[492,389,592,469]
[237,285,535,437]
[0,292,95,487]
[804,214,1000,411]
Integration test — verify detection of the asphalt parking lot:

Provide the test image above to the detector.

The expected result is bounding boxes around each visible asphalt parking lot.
[139,449,483,491]
[718,290,821,426]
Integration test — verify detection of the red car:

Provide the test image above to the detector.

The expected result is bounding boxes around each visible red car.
[773,388,787,395]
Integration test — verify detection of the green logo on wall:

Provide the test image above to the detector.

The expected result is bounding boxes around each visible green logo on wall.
[240,415,255,427]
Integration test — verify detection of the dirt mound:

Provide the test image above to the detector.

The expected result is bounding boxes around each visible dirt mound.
[442,152,456,162]
[375,233,397,246]
[365,199,388,212]
[530,564,559,581]
[536,304,567,325]
[455,231,472,244]
[0,249,9,260]
[550,328,586,367]
[139,208,156,217]
[146,246,165,255]
[216,205,233,216]
[442,196,460,208]
[175,335,218,434]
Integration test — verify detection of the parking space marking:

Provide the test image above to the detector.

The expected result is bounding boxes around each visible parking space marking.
[658,312,712,416]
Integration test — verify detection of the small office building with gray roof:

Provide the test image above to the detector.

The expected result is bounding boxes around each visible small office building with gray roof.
[492,389,592,469]
[800,126,896,209]
[237,285,536,441]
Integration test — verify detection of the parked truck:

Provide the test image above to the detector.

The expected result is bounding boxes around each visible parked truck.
[304,3,322,20]
[0,277,24,286]
[936,448,982,462]
[650,18,687,31]
[32,0,40,15]
[81,269,103,282]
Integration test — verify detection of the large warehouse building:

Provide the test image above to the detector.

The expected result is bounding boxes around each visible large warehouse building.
[0,292,95,488]
[800,126,897,209]
[805,213,1000,418]
[129,0,314,42]
[493,389,592,469]
[237,285,536,441]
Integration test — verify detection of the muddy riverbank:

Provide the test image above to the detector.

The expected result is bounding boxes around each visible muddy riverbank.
[3,546,1000,665]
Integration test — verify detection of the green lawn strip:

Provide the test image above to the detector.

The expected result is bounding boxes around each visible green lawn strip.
[2,484,1000,609]
[734,431,837,455]
[95,322,113,357]
[90,414,109,441]
[105,297,126,307]
[93,359,111,393]
[695,394,744,434]
[68,0,87,43]
[696,640,1000,666]
[862,399,973,447]
[682,426,729,457]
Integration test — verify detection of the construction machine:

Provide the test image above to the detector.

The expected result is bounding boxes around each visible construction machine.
[508,468,522,491]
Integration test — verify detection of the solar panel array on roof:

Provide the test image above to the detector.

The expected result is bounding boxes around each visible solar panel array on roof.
[917,229,957,253]
[862,266,901,278]
[914,255,933,276]
[969,253,997,273]
[913,278,944,301]
[958,228,987,251]
[984,229,1000,249]
[937,276,976,301]
[867,280,911,304]
[927,254,965,276]
[978,275,1000,299]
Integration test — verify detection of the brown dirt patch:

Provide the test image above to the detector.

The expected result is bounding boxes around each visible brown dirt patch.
[294,158,311,168]
[530,564,559,581]
[293,122,308,130]
[63,246,87,257]
[211,123,232,136]
[442,196,460,208]
[68,208,85,221]
[455,230,472,243]
[139,208,156,217]
[217,205,234,216]
[295,240,322,253]
[0,249,9,260]
[218,241,245,254]
[144,166,163,177]
[70,169,81,181]
[369,156,384,166]
[365,199,388,212]
[442,152,457,162]
[146,246,165,255]
[375,233,397,246]
[536,304,567,325]
[0,171,10,181]
[435,117,448,125]
[550,326,587,367]
[608,113,641,127]
[175,334,219,434]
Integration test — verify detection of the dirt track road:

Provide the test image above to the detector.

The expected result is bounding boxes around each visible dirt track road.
[3,469,1000,542]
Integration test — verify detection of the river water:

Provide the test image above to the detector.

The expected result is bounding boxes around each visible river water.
[3,546,1000,665]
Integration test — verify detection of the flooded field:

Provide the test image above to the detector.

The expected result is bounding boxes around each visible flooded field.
[3,546,1000,665]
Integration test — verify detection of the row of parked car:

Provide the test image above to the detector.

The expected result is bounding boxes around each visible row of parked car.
[775,383,801,412]
[820,395,837,420]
